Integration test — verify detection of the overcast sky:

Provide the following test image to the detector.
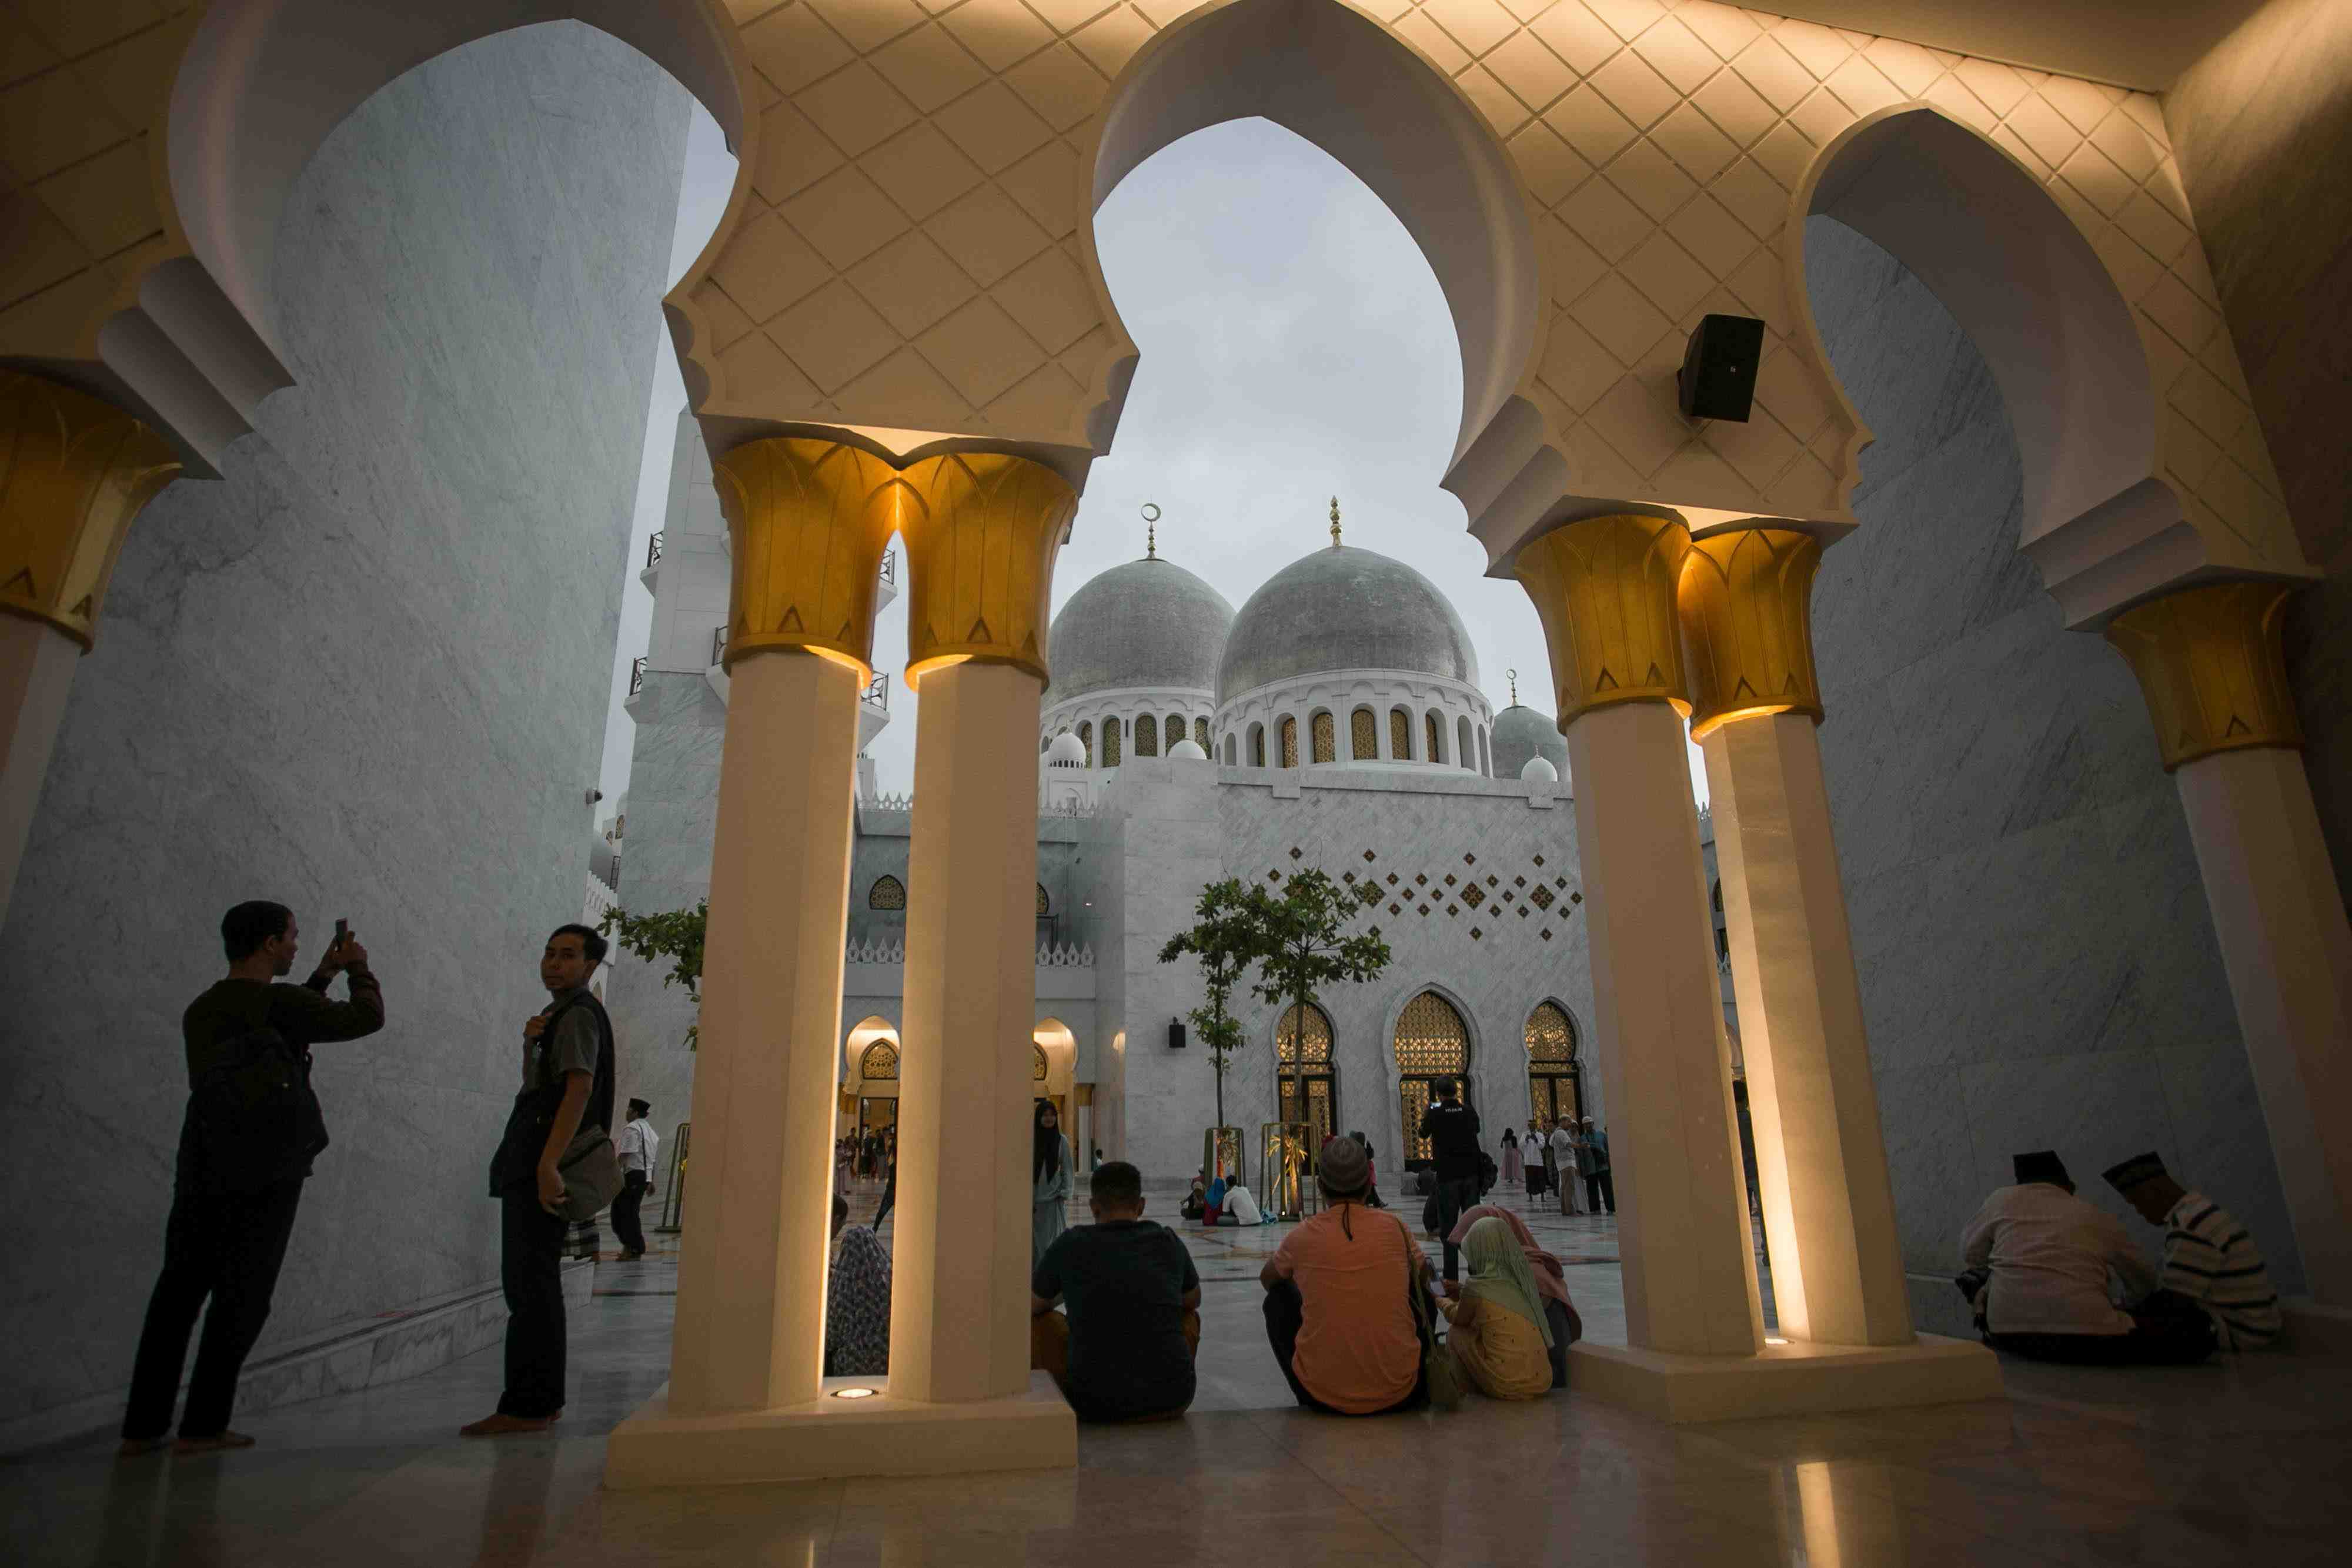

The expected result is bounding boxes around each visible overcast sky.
[599,111,1710,809]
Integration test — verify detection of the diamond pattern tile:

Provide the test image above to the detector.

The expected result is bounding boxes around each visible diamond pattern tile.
[1623,230,1712,320]
[1631,15,1719,96]
[1545,83,1641,164]
[1486,29,1579,113]
[871,24,991,112]
[940,0,1054,72]
[1649,102,1739,181]
[774,279,902,392]
[861,121,985,219]
[1689,68,1775,147]
[1589,48,1681,129]
[1528,2,1626,76]
[1728,34,1812,113]
[931,79,1055,172]
[1556,172,1653,262]
[1511,121,1595,205]
[740,4,856,96]
[1422,0,1520,58]
[796,61,920,156]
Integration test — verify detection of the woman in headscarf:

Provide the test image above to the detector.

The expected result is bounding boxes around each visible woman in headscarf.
[825,1194,891,1376]
[1444,1205,1582,1391]
[1500,1126,1524,1188]
[1033,1101,1073,1266]
[1438,1215,1558,1399]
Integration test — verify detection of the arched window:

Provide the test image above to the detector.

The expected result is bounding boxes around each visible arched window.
[1456,715,1474,770]
[859,1039,900,1081]
[1035,883,1050,917]
[1032,1042,1049,1082]
[1277,1003,1338,1154]
[1311,711,1335,763]
[1103,718,1122,767]
[1525,1002,1581,1128]
[1224,734,1238,765]
[1394,991,1471,1168]
[1136,713,1159,756]
[1249,723,1265,767]
[1165,714,1185,751]
[1425,710,1444,764]
[868,875,906,910]
[1478,726,1492,777]
[1280,716,1298,768]
[1350,706,1378,760]
[1076,720,1093,765]
[1390,707,1412,760]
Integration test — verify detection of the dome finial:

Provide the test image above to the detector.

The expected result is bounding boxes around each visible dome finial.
[1507,667,1518,705]
[1141,501,1161,560]
[1328,496,1341,548]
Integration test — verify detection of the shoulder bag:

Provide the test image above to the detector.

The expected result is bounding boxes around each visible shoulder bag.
[1400,1216,1466,1409]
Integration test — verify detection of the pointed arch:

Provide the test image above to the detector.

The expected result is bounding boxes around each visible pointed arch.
[1274,1002,1338,1156]
[1392,988,1471,1167]
[1524,999,1581,1129]
[867,875,906,911]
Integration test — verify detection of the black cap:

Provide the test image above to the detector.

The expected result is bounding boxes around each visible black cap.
[2102,1151,2169,1193]
[2013,1151,2070,1187]
[627,1098,652,1116]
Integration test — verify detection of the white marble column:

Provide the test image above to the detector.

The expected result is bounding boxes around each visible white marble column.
[1521,514,1763,1356]
[1684,526,1912,1348]
[2106,580,2352,1305]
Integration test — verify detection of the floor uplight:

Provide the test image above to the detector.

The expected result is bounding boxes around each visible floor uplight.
[831,1386,878,1399]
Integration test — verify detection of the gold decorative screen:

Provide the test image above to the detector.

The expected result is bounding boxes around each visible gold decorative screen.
[1167,716,1185,751]
[1351,707,1377,760]
[1526,1002,1573,1062]
[1277,1004,1333,1065]
[1525,1001,1579,1128]
[1251,726,1266,767]
[859,1041,899,1081]
[1035,883,1049,916]
[1277,1004,1337,1158]
[1033,1043,1048,1081]
[1280,717,1298,768]
[868,875,906,910]
[1391,708,1412,759]
[1136,715,1158,755]
[1077,721,1092,765]
[1394,991,1469,1164]
[1529,1072,1580,1128]
[1104,721,1121,766]
[1311,711,1336,763]
[1193,717,1210,750]
[1425,711,1443,763]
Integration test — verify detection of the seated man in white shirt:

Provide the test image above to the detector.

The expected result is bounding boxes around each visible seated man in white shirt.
[2103,1151,2281,1351]
[1958,1150,2213,1365]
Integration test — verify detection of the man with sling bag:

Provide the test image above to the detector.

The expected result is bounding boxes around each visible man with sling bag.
[462,924,617,1436]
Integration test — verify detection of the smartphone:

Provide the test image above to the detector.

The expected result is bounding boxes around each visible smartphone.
[333,918,350,952]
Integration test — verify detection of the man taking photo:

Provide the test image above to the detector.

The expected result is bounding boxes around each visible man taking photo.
[1417,1077,1482,1286]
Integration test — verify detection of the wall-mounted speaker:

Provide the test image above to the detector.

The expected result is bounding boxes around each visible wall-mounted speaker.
[1677,313,1765,422]
[1167,1019,1186,1049]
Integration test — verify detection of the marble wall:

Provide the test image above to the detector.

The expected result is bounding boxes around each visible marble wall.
[0,25,689,1433]
[1801,215,2301,1290]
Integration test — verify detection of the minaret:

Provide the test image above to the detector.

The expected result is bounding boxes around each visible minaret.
[1329,496,1342,548]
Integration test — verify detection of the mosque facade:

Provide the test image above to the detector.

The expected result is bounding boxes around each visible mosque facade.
[609,416,1747,1192]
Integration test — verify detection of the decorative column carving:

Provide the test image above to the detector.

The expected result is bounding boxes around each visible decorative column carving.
[2107,579,2352,1305]
[665,437,895,1418]
[1679,524,1912,1347]
[2102,580,2301,769]
[895,452,1072,687]
[1515,513,1763,1358]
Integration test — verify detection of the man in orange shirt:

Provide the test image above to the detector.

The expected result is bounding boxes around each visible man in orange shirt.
[1259,1136,1429,1415]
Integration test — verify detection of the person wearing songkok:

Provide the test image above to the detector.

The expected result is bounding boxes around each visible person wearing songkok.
[1260,1135,1429,1414]
[1031,1161,1201,1421]
[1437,1217,1557,1399]
[1958,1151,2213,1365]
[2103,1151,2281,1351]
[825,1193,891,1376]
[1446,1203,1582,1386]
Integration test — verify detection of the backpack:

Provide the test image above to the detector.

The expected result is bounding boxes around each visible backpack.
[186,1022,329,1194]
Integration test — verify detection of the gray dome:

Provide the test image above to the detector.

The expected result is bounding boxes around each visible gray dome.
[1043,557,1234,707]
[1491,704,1567,781]
[1217,545,1478,703]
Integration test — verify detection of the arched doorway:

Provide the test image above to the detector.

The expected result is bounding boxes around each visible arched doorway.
[1525,1001,1581,1129]
[1394,990,1469,1171]
[1276,1002,1338,1154]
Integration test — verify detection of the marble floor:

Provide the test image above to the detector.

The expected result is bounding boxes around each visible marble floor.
[9,1180,2350,1567]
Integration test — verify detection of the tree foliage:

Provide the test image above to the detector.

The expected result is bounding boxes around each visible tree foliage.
[1157,878,1259,1132]
[597,900,706,1048]
[1250,869,1389,1089]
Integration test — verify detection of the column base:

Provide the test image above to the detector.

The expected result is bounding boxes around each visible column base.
[1567,1334,2003,1423]
[2279,1298,2352,1358]
[603,1373,1077,1489]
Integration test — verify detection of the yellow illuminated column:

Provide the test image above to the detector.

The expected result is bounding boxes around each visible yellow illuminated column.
[1517,514,1762,1357]
[1681,525,1910,1347]
[889,452,1073,1402]
[668,437,898,1414]
[0,371,181,924]
[2107,581,2352,1306]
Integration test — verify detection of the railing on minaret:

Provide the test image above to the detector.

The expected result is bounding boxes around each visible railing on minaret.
[862,673,890,710]
[879,549,897,586]
[645,530,664,569]
[627,656,646,697]
[709,625,727,666]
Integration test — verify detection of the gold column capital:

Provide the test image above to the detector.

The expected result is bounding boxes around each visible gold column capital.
[1,371,182,649]
[711,437,901,677]
[1514,513,1692,726]
[897,452,1074,690]
[2104,580,2302,771]
[1678,525,1826,743]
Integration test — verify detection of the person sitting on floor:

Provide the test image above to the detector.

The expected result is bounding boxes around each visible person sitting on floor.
[1030,1160,1201,1422]
[1259,1135,1431,1416]
[1958,1150,2213,1365]
[1445,1202,1582,1388]
[825,1193,891,1377]
[2103,1151,2281,1352]
[1438,1216,1556,1400]
[1180,1172,1207,1221]
[1222,1178,1263,1226]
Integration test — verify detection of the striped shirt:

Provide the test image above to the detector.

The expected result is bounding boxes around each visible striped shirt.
[2161,1192,2280,1349]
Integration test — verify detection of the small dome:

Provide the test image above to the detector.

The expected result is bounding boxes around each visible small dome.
[1491,704,1568,781]
[1519,755,1558,783]
[1044,557,1235,708]
[1168,738,1207,760]
[1044,731,1088,767]
[1218,545,1477,703]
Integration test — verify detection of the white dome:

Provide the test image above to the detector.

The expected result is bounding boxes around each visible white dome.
[1168,738,1208,760]
[1043,557,1235,707]
[1044,731,1088,767]
[1217,544,1477,701]
[1519,755,1558,783]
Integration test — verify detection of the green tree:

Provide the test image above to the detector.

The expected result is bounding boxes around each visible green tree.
[597,900,706,1048]
[1156,878,1262,1133]
[1248,868,1390,1124]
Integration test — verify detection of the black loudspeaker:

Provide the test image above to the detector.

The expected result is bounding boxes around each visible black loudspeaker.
[1167,1019,1186,1049]
[1677,312,1765,422]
